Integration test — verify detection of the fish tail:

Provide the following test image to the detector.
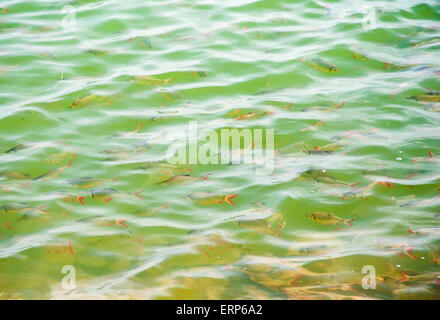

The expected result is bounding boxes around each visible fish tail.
[428,150,434,158]
[408,229,415,235]
[349,182,361,188]
[57,139,68,146]
[77,196,85,205]
[37,205,49,213]
[289,274,303,286]
[67,241,74,256]
[66,154,77,167]
[225,194,238,205]
[116,219,128,228]
[202,173,212,181]
[133,190,145,200]
[135,121,143,133]
[399,272,409,282]
[335,101,345,109]
[344,217,355,226]
[404,247,418,260]
[160,201,169,210]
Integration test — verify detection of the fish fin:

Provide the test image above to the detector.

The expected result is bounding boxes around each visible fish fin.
[344,218,355,226]
[67,241,74,256]
[225,194,238,205]
[404,249,418,260]
[37,205,49,213]
[116,219,128,228]
[111,175,121,182]
[135,122,144,133]
[399,272,408,282]
[202,173,212,181]
[66,154,77,167]
[77,196,85,205]
[289,274,303,286]
[133,190,145,200]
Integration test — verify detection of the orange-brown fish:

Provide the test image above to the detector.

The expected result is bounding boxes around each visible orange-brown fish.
[87,188,144,203]
[187,192,238,205]
[1,203,48,214]
[34,156,76,181]
[132,75,173,85]
[68,176,120,189]
[0,171,31,180]
[306,212,355,227]
[157,174,210,186]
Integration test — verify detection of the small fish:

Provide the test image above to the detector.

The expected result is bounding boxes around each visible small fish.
[235,111,273,120]
[297,169,352,186]
[133,202,168,217]
[411,150,437,163]
[300,121,324,132]
[48,191,85,204]
[4,143,30,153]
[85,49,111,56]
[128,37,153,49]
[408,227,440,237]
[0,171,31,180]
[1,203,48,214]
[156,90,182,102]
[306,212,355,227]
[157,174,210,186]
[424,103,440,112]
[109,122,143,139]
[408,91,440,103]
[132,75,173,85]
[44,151,76,165]
[287,244,327,256]
[0,64,19,74]
[234,202,285,236]
[68,94,98,109]
[34,156,76,181]
[68,176,120,189]
[310,58,339,72]
[302,147,334,155]
[101,141,151,160]
[300,102,345,113]
[88,188,144,202]
[187,192,238,205]
[76,215,129,229]
[39,50,56,59]
[375,241,418,260]
[411,38,440,48]
[0,182,30,193]
[353,50,369,60]
[191,70,207,78]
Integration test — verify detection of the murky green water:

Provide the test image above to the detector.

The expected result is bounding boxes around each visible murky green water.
[1,0,440,300]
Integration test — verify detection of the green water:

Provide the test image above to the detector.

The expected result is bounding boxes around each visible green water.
[0,0,440,300]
